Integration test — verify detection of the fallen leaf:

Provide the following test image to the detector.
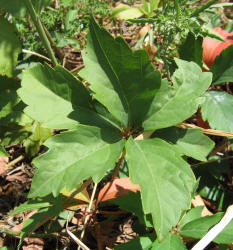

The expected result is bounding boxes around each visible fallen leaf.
[203,27,233,68]
[0,156,9,176]
[97,177,140,204]
[23,238,44,250]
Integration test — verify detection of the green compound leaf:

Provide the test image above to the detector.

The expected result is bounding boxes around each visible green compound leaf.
[0,17,21,77]
[200,91,233,133]
[29,125,125,198]
[211,45,233,85]
[125,137,196,240]
[155,127,215,161]
[142,59,212,131]
[18,64,115,130]
[151,233,187,250]
[180,212,233,244]
[79,15,161,128]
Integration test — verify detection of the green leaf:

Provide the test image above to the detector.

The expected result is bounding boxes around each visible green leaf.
[0,145,9,157]
[29,125,125,197]
[0,17,21,77]
[193,157,233,211]
[79,15,161,128]
[151,233,187,250]
[200,91,233,133]
[23,122,52,157]
[20,195,65,242]
[18,63,114,130]
[10,200,51,216]
[125,137,196,240]
[110,191,153,227]
[115,234,155,250]
[0,0,27,18]
[179,33,203,67]
[211,45,233,85]
[155,127,214,161]
[180,212,233,244]
[111,4,143,20]
[179,206,204,228]
[142,59,212,131]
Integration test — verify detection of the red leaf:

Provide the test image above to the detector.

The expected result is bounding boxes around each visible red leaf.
[203,27,233,68]
[97,177,140,204]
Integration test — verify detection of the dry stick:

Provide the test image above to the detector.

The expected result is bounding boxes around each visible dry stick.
[191,155,233,168]
[7,155,24,168]
[77,183,98,250]
[66,216,90,250]
[191,205,233,250]
[22,49,51,62]
[178,122,233,137]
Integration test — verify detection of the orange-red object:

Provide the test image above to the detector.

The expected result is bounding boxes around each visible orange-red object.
[202,27,233,68]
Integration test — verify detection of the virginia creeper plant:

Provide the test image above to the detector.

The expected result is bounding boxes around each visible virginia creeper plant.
[1,1,233,249]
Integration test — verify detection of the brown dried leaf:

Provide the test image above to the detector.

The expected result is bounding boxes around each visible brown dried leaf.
[0,156,9,176]
[97,177,140,203]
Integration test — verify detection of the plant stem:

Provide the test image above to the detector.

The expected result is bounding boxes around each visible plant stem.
[190,0,218,17]
[78,183,98,250]
[7,155,24,168]
[112,149,126,180]
[23,0,58,66]
[174,0,180,23]
[97,149,126,204]
[22,49,51,62]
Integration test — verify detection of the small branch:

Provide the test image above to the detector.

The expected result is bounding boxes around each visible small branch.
[78,183,98,250]
[112,149,126,180]
[66,218,90,250]
[7,155,24,168]
[191,205,233,250]
[22,49,51,62]
[63,178,92,208]
[190,0,218,17]
[97,150,126,204]
[177,122,233,138]
[23,0,58,66]
[0,227,66,238]
[191,155,233,168]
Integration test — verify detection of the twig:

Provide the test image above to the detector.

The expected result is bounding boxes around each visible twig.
[66,217,90,250]
[78,183,98,250]
[191,155,233,168]
[191,205,233,250]
[0,227,66,238]
[177,122,233,137]
[7,155,24,168]
[70,64,85,73]
[97,150,126,204]
[22,49,51,62]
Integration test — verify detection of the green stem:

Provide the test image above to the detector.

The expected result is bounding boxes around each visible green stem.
[174,0,181,23]
[190,0,218,17]
[23,0,58,66]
